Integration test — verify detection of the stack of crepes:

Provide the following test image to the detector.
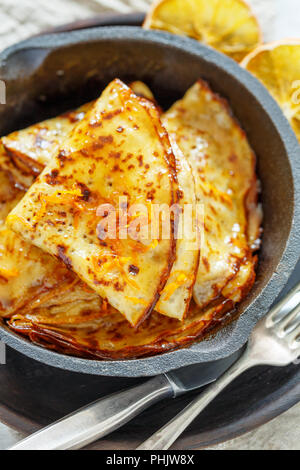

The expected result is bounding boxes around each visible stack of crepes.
[0,79,262,359]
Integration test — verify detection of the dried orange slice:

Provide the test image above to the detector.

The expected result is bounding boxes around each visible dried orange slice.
[143,0,262,61]
[241,40,300,143]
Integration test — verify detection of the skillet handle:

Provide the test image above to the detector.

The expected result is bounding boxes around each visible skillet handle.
[8,375,172,450]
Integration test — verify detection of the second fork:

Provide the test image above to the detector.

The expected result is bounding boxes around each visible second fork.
[137,282,300,450]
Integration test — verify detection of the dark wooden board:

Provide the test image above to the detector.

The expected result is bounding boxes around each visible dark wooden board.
[0,346,299,449]
[0,12,298,450]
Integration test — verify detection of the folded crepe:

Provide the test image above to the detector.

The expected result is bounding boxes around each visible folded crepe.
[2,102,92,176]
[7,79,178,326]
[2,79,261,359]
[162,80,262,308]
[3,79,260,323]
[0,145,101,319]
[1,82,153,178]
[1,140,246,359]
[155,138,200,320]
[3,82,200,322]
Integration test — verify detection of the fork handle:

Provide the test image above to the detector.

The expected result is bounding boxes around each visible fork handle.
[137,349,256,450]
[9,375,172,450]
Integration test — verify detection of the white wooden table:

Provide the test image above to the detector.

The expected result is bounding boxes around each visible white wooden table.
[0,0,299,451]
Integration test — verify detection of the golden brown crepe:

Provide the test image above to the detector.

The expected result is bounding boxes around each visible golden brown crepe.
[2,81,155,176]
[1,82,154,181]
[2,83,201,322]
[162,80,262,309]
[0,145,102,319]
[7,296,237,359]
[7,258,256,359]
[130,81,155,102]
[155,138,200,320]
[0,165,22,224]
[2,79,261,360]
[7,79,178,326]
[2,83,199,322]
[2,102,92,176]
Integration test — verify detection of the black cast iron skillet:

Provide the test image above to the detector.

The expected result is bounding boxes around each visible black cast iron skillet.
[0,27,299,377]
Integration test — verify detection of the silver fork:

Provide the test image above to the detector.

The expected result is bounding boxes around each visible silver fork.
[137,282,300,450]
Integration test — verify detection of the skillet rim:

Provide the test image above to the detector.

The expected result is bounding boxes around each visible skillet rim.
[0,26,299,377]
